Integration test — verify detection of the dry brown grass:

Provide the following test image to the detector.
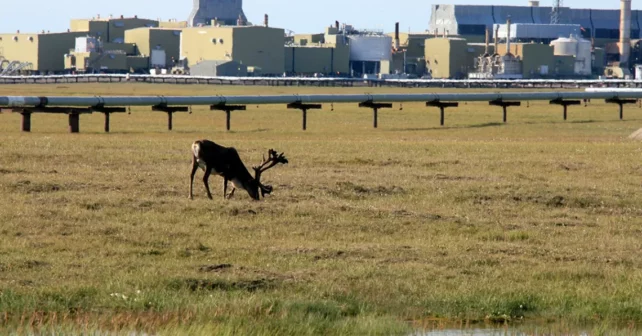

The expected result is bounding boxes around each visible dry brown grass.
[1,83,642,335]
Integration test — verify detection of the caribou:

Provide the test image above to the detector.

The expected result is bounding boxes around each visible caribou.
[189,140,288,200]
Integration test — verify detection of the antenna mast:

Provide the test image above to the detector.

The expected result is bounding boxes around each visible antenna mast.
[551,0,563,24]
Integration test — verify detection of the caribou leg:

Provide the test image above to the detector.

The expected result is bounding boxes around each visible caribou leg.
[203,166,213,200]
[189,155,199,199]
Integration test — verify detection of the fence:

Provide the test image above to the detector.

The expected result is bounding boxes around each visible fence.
[2,74,642,88]
[1,91,641,133]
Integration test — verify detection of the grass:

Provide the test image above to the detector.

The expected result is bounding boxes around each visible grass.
[1,83,642,335]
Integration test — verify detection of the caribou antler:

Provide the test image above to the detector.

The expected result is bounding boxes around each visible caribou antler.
[253,149,288,180]
[252,149,288,197]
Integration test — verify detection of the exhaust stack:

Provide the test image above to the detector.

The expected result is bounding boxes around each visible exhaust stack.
[494,25,499,55]
[485,27,490,55]
[620,0,632,67]
[264,14,268,27]
[506,16,512,55]
[394,22,400,49]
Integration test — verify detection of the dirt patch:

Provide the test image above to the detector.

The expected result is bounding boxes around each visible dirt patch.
[0,168,26,175]
[547,196,566,208]
[313,250,346,261]
[172,278,277,292]
[422,160,461,168]
[9,180,87,194]
[23,260,50,269]
[433,174,483,181]
[331,182,406,199]
[199,264,233,272]
[337,158,410,167]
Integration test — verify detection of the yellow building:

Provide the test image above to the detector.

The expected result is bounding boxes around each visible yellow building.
[70,16,159,43]
[294,33,325,45]
[0,31,87,73]
[181,25,285,75]
[424,38,471,78]
[159,20,188,29]
[285,33,350,75]
[125,28,181,67]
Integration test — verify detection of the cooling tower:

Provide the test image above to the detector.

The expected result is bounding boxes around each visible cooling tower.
[188,0,247,27]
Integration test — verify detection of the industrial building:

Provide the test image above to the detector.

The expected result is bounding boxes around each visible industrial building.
[124,28,182,68]
[0,31,87,74]
[64,36,149,73]
[70,15,159,43]
[0,0,639,79]
[425,38,474,79]
[180,25,285,75]
[284,24,350,76]
[429,3,638,46]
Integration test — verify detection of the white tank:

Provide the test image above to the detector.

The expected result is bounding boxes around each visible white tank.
[550,36,578,56]
[636,65,642,79]
[347,35,392,62]
[551,34,593,76]
[575,37,592,76]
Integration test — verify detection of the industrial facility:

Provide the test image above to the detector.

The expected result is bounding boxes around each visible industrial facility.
[0,0,640,79]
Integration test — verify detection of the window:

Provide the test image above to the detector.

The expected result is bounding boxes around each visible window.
[212,38,217,44]
[219,38,224,44]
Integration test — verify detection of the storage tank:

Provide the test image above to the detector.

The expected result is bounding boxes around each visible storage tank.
[551,35,592,76]
[635,65,642,79]
[347,35,392,62]
[550,36,578,56]
[575,37,592,76]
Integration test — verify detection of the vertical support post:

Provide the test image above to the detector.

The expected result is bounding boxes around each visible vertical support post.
[302,108,308,131]
[104,112,110,133]
[426,101,459,127]
[550,99,580,121]
[21,111,31,132]
[489,100,520,124]
[605,98,636,121]
[620,104,624,120]
[359,101,392,129]
[210,104,246,131]
[68,113,80,133]
[373,108,378,128]
[287,103,321,131]
[152,104,189,132]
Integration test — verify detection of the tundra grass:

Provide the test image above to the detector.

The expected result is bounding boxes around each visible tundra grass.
[1,84,642,335]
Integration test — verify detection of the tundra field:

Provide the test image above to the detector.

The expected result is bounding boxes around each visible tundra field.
[1,84,642,335]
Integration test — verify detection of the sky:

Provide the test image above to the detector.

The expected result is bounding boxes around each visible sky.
[0,0,639,35]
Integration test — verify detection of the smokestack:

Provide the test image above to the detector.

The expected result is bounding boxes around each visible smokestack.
[335,21,339,29]
[620,0,632,67]
[264,14,268,27]
[494,25,499,55]
[394,22,400,49]
[485,27,490,55]
[506,16,512,55]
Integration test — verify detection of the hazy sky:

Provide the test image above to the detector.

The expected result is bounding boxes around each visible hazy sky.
[0,0,637,35]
